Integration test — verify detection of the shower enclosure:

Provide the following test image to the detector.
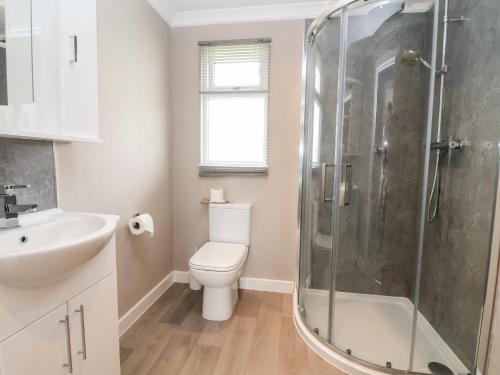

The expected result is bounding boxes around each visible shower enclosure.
[296,0,500,374]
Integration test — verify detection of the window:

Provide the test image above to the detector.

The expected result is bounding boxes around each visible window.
[199,39,271,176]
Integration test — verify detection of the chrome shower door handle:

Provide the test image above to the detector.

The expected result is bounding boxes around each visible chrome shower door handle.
[341,163,352,207]
[75,305,88,360]
[69,35,78,63]
[321,162,335,202]
[60,315,73,373]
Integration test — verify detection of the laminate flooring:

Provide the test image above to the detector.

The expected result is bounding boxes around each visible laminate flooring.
[120,283,345,375]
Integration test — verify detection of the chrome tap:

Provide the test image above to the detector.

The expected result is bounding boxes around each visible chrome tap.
[0,184,38,230]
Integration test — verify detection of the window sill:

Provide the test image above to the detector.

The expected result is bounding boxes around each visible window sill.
[198,165,268,177]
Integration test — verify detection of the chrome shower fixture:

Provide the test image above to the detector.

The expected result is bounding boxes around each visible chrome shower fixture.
[397,49,433,70]
[430,139,466,152]
[398,49,448,75]
[427,138,465,223]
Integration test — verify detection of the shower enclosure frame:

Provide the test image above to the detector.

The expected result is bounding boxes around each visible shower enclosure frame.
[294,1,500,374]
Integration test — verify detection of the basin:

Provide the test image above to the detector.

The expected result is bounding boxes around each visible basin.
[0,209,119,288]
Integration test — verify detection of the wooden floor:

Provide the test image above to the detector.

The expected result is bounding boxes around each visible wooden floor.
[120,283,344,375]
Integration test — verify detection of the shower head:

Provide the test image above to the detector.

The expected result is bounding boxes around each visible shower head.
[397,49,432,70]
[397,49,421,66]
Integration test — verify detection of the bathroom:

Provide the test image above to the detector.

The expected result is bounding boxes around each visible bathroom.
[0,0,499,374]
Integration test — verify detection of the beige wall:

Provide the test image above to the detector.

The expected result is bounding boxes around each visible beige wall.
[170,20,304,282]
[55,0,173,317]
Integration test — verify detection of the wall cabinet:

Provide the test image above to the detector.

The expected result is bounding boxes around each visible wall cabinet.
[0,0,99,142]
[59,0,99,141]
[0,274,119,375]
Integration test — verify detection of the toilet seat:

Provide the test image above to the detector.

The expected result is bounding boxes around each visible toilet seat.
[189,242,248,272]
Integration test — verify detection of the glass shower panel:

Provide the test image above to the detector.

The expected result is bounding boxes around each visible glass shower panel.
[330,1,436,371]
[298,13,342,341]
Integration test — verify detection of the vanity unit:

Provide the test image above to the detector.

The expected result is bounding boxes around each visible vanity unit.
[0,209,120,375]
[0,0,117,372]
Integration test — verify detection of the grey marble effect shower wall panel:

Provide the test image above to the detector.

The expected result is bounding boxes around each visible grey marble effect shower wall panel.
[418,0,500,370]
[309,11,433,299]
[0,138,57,211]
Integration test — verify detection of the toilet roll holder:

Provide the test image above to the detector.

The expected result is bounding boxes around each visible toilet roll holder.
[132,213,141,230]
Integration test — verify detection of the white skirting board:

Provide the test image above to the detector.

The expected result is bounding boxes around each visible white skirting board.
[118,271,174,336]
[118,270,294,336]
[174,270,294,294]
[239,276,294,294]
[173,270,189,283]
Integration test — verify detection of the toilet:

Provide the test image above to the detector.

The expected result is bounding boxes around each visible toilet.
[189,203,252,321]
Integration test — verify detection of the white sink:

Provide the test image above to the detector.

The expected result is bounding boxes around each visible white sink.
[0,209,119,288]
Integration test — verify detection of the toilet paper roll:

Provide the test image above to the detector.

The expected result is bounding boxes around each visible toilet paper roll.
[128,213,155,237]
[210,188,225,203]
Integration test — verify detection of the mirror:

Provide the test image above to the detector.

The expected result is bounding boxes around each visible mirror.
[0,0,33,106]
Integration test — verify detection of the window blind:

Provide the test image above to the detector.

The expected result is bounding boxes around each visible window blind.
[199,39,271,175]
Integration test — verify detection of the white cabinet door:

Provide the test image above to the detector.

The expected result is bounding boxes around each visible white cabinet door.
[68,273,120,375]
[59,0,99,141]
[0,304,70,375]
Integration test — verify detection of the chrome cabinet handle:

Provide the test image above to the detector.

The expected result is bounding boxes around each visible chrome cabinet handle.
[321,163,335,202]
[60,315,73,373]
[75,305,88,360]
[69,35,78,63]
[341,163,353,207]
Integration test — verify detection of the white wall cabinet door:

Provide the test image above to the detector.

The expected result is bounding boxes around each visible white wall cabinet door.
[68,274,120,375]
[59,0,99,141]
[0,304,70,375]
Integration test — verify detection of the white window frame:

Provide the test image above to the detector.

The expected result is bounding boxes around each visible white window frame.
[199,39,271,176]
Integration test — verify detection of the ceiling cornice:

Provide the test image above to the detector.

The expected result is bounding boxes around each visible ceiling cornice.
[146,0,174,25]
[147,1,337,28]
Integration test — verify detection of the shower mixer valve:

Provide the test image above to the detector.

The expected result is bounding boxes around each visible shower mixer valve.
[430,139,465,152]
[449,139,465,151]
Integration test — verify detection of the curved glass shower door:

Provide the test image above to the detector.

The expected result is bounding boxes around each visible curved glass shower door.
[298,9,342,342]
[331,1,438,371]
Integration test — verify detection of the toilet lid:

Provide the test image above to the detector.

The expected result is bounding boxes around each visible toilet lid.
[189,242,248,272]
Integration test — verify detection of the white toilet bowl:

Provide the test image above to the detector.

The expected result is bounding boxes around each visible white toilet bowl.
[190,203,252,321]
[189,241,248,321]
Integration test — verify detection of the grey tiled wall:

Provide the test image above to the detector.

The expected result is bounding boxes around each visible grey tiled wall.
[0,138,57,211]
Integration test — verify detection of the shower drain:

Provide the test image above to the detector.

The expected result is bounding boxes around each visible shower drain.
[428,362,453,375]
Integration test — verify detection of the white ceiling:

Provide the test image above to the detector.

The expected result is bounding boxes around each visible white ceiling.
[147,0,434,28]
[146,0,337,28]
[171,0,329,13]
